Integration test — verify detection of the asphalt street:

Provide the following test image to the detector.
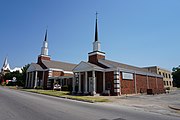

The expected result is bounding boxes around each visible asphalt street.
[0,86,179,120]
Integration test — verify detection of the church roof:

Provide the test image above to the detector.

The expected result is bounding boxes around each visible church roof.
[98,59,148,72]
[98,59,162,77]
[27,63,43,72]
[73,61,104,72]
[42,60,76,71]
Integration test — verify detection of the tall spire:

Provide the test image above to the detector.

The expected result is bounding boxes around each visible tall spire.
[93,12,101,52]
[44,29,47,41]
[2,56,10,71]
[88,12,105,64]
[41,29,48,56]
[95,12,98,42]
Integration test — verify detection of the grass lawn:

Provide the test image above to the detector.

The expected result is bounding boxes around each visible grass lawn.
[22,89,110,103]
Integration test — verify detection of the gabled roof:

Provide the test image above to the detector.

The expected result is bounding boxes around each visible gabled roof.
[73,61,104,72]
[27,63,43,72]
[98,59,148,72]
[42,60,76,71]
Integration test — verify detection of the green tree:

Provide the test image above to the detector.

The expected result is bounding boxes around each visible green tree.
[172,65,180,87]
[4,71,23,86]
[3,64,30,87]
[21,64,30,86]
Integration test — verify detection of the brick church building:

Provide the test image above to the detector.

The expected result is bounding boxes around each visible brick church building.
[26,30,76,89]
[72,16,165,96]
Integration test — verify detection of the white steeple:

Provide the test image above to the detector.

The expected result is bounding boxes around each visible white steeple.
[41,29,48,56]
[2,57,10,71]
[93,12,101,52]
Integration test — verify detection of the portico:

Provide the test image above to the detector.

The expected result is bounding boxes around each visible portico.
[73,61,105,95]
[26,63,45,88]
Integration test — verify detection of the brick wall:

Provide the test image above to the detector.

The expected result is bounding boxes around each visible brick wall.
[96,71,103,93]
[88,54,105,64]
[157,77,165,93]
[121,72,135,94]
[136,74,148,93]
[43,71,49,89]
[105,72,114,95]
[52,71,63,77]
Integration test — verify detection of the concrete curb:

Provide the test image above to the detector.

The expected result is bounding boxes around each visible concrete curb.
[168,105,180,111]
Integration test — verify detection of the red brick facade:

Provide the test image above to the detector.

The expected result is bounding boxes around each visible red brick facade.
[88,54,105,64]
[121,72,135,94]
[96,72,165,95]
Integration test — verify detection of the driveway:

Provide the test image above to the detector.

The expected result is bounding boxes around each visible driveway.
[103,89,180,117]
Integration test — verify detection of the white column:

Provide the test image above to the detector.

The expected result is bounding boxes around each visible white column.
[84,72,88,94]
[34,71,38,88]
[78,72,82,93]
[114,71,120,96]
[92,71,96,95]
[103,72,105,93]
[72,73,76,93]
[134,72,137,94]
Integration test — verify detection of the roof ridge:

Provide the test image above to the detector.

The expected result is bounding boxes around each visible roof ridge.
[42,59,77,65]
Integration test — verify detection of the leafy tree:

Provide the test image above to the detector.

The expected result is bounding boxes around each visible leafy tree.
[3,64,30,87]
[4,71,23,86]
[172,65,180,87]
[21,64,30,86]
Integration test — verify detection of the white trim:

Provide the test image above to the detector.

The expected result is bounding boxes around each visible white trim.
[114,80,120,84]
[114,75,119,79]
[114,71,119,75]
[48,68,63,71]
[114,84,120,89]
[114,89,120,92]
[48,76,73,79]
[88,51,105,56]
[64,71,73,74]
[48,68,73,74]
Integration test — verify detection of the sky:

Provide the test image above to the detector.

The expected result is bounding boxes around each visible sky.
[0,0,180,71]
